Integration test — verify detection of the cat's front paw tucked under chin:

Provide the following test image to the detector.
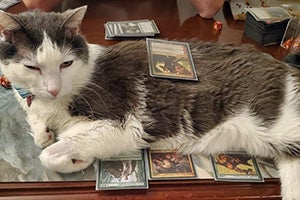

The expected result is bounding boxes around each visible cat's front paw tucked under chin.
[39,140,94,173]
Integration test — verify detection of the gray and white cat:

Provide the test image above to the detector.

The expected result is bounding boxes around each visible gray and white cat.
[0,6,300,199]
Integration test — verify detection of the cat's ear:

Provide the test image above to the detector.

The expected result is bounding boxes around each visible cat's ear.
[61,6,87,37]
[0,10,22,42]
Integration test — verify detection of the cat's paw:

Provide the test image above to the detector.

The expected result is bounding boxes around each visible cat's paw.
[34,127,56,148]
[39,139,94,173]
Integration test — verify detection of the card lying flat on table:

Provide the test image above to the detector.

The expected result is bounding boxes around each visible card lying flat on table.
[146,38,198,81]
[147,149,197,180]
[96,151,148,190]
[210,152,264,182]
[104,19,159,40]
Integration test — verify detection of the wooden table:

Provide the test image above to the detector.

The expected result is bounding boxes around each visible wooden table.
[1,0,285,199]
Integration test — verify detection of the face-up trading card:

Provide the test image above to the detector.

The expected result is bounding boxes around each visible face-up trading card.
[146,38,198,81]
[104,19,159,39]
[96,150,148,190]
[147,149,197,180]
[210,152,264,182]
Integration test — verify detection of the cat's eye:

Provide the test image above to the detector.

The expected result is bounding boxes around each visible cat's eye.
[24,65,40,71]
[60,60,73,69]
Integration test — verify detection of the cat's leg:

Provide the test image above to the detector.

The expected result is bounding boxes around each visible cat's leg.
[27,113,55,148]
[39,115,149,173]
[277,157,300,200]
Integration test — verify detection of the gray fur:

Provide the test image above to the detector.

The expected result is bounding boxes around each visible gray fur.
[71,40,296,150]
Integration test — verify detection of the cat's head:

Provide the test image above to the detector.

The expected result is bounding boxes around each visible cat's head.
[0,6,89,99]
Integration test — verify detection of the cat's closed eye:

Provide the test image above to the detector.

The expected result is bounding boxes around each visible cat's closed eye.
[24,64,40,71]
[60,61,73,69]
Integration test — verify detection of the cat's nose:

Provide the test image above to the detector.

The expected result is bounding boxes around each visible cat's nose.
[47,89,60,97]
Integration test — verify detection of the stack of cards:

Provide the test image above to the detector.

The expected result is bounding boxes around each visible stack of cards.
[244,7,292,46]
[146,38,198,81]
[104,19,160,40]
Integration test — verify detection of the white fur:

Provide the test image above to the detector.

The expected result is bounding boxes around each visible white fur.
[278,157,300,200]
[5,32,148,173]
[40,114,148,173]
[6,33,95,147]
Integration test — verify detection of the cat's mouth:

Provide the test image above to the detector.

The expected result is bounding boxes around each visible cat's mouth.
[71,159,85,164]
[32,89,64,100]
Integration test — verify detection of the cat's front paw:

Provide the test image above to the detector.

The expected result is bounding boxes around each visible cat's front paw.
[39,139,94,173]
[34,127,56,148]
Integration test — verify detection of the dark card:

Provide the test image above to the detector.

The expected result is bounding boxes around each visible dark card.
[146,38,198,81]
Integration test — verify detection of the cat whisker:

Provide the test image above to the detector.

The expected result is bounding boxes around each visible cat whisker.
[71,93,117,119]
[72,80,117,103]
[75,94,95,118]
[86,81,118,100]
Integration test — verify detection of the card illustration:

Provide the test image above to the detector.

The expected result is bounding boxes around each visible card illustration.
[211,152,264,182]
[147,38,198,81]
[148,149,196,179]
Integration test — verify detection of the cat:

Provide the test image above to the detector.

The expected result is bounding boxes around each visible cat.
[0,6,300,199]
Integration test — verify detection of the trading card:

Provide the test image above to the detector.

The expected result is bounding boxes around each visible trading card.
[0,0,20,10]
[116,21,143,35]
[210,152,264,182]
[96,151,148,190]
[147,149,197,179]
[115,19,159,36]
[146,38,198,81]
[105,19,159,38]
